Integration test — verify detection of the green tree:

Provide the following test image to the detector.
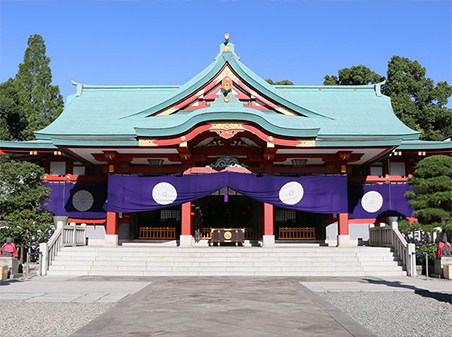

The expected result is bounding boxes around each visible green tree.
[0,78,27,140]
[266,79,294,85]
[324,65,384,85]
[0,160,52,255]
[324,57,452,140]
[15,34,64,140]
[402,155,452,247]
[383,56,452,140]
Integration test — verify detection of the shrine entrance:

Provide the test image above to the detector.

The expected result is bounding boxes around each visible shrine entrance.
[274,207,326,241]
[195,191,260,242]
[130,206,181,240]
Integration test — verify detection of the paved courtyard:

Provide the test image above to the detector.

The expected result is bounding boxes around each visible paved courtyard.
[0,275,450,336]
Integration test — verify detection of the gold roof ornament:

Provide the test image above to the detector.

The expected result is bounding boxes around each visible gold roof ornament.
[224,33,229,44]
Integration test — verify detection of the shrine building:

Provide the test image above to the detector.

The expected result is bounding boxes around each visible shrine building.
[1,35,451,248]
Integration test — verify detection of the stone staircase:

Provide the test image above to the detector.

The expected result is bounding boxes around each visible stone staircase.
[46,246,406,277]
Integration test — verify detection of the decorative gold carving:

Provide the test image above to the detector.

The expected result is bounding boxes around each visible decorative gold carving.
[210,123,244,130]
[296,140,316,147]
[209,123,245,139]
[224,46,230,51]
[181,136,186,141]
[138,138,157,147]
[221,76,233,91]
[224,231,232,240]
[268,136,274,142]
[224,96,230,102]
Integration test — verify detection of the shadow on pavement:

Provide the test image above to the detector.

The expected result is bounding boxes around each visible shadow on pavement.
[362,278,452,304]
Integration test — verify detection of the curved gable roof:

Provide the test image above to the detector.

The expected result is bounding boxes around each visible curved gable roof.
[33,37,421,143]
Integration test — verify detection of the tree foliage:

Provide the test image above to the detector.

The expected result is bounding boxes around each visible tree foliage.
[0,78,27,141]
[324,65,384,85]
[324,56,452,140]
[265,79,294,85]
[15,34,64,140]
[383,56,452,140]
[403,155,452,240]
[0,160,52,248]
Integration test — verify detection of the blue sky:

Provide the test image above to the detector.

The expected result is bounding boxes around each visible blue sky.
[1,1,451,105]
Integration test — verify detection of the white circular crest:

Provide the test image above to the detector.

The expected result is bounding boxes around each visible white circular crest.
[279,181,304,205]
[361,191,383,213]
[72,190,94,212]
[152,182,177,205]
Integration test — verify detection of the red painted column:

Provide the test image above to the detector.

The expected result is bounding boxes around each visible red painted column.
[263,203,274,236]
[259,203,264,237]
[338,213,349,236]
[106,212,118,235]
[181,202,192,236]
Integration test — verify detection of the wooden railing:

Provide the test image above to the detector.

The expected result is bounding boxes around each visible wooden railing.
[201,228,255,240]
[39,223,86,276]
[278,227,315,240]
[139,227,176,240]
[369,224,416,277]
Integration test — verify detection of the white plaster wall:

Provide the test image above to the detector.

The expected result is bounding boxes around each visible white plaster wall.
[85,224,106,246]
[50,161,66,175]
[390,162,406,176]
[325,223,371,246]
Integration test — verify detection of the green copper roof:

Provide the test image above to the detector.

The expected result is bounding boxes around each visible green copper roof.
[134,105,320,138]
[27,38,422,148]
[0,139,57,150]
[398,140,452,150]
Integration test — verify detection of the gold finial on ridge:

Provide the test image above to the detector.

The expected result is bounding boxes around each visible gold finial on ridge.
[224,33,229,44]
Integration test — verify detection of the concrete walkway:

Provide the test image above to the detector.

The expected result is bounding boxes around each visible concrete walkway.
[71,277,374,337]
[0,276,151,303]
[1,275,450,336]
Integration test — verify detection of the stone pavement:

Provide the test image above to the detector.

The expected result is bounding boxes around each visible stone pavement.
[0,276,151,302]
[1,275,450,336]
[299,275,452,293]
[71,277,374,337]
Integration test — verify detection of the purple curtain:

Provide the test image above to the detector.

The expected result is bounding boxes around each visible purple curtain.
[43,182,107,218]
[348,183,414,219]
[106,173,347,214]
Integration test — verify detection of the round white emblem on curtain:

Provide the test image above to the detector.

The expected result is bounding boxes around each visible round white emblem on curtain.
[279,181,304,205]
[72,190,94,212]
[152,182,177,205]
[361,191,383,213]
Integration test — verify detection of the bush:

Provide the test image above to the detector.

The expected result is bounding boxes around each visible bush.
[415,245,437,265]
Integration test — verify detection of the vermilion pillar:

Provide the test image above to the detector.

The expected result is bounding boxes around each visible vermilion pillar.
[263,203,274,236]
[262,203,275,247]
[337,212,351,247]
[181,202,192,235]
[105,212,118,246]
[180,202,193,247]
[338,213,349,236]
[106,212,118,235]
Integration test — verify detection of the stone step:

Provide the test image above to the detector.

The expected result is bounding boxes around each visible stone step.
[47,246,405,277]
[59,247,394,253]
[90,259,366,267]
